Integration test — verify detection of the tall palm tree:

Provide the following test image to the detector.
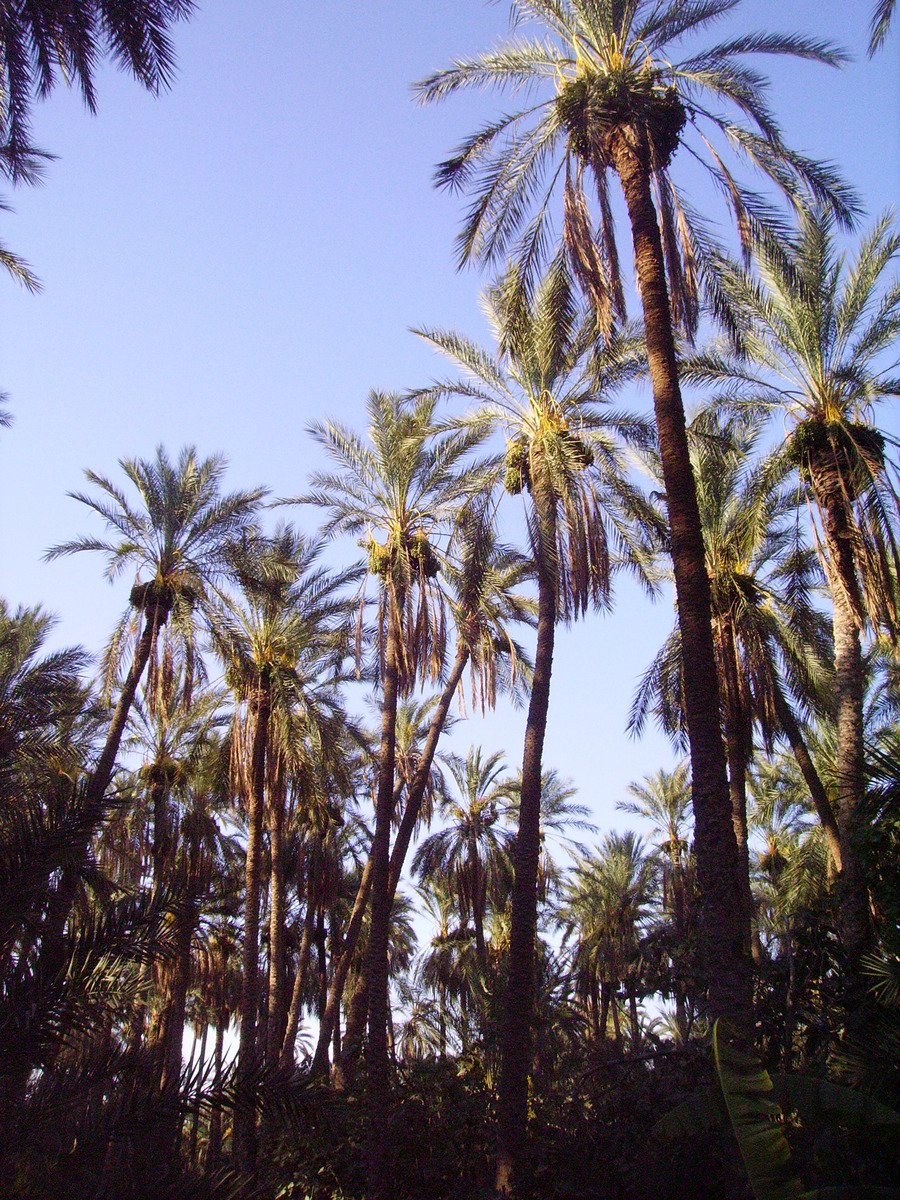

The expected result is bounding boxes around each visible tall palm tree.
[560,831,658,1052]
[414,746,514,970]
[0,0,195,180]
[212,525,355,1170]
[308,504,533,1079]
[701,207,900,963]
[633,412,840,947]
[48,446,265,808]
[417,1,859,1055]
[418,259,650,1191]
[300,389,486,1195]
[41,446,263,972]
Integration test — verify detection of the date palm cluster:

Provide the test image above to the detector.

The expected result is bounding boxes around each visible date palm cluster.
[1,3,899,1200]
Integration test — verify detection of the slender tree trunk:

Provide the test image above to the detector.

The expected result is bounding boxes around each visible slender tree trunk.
[266,788,288,1067]
[189,1021,209,1166]
[813,482,873,967]
[773,686,843,872]
[279,902,315,1069]
[610,989,623,1052]
[829,573,872,964]
[608,127,752,1031]
[718,630,755,960]
[206,1013,225,1173]
[316,906,328,1022]
[627,985,641,1051]
[599,983,611,1046]
[234,685,271,1174]
[310,646,469,1081]
[366,594,404,1200]
[495,474,558,1197]
[334,973,369,1090]
[472,858,488,970]
[310,859,373,1077]
[36,607,164,988]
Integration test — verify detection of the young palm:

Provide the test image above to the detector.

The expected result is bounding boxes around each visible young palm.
[420,259,651,1190]
[298,390,486,1195]
[418,1,859,1055]
[700,207,900,962]
[560,831,658,1052]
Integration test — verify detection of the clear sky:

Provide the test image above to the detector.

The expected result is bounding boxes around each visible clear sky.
[2,1,898,843]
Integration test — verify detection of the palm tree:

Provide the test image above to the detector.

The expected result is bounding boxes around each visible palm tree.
[560,831,658,1053]
[633,412,841,949]
[417,1,859,1055]
[418,259,650,1191]
[48,445,265,809]
[300,389,486,1195]
[41,447,263,977]
[308,504,533,1079]
[212,525,355,1170]
[701,207,900,963]
[618,764,694,1037]
[414,746,514,970]
[0,0,195,181]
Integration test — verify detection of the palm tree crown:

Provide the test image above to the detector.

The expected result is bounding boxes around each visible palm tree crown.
[416,0,857,330]
[1,0,195,180]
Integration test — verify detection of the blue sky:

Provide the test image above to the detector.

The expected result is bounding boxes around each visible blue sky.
[2,0,898,840]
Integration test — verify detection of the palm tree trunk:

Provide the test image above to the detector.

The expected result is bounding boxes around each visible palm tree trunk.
[718,631,755,959]
[279,901,316,1069]
[366,593,404,1200]
[310,858,373,1077]
[627,985,641,1051]
[36,607,163,983]
[828,564,872,964]
[206,1013,225,1173]
[310,645,469,1081]
[772,686,843,872]
[387,643,470,902]
[495,474,558,1197]
[599,983,611,1045]
[334,972,369,1090]
[266,788,288,1067]
[608,127,752,1031]
[811,474,873,966]
[234,684,271,1174]
[189,1021,209,1166]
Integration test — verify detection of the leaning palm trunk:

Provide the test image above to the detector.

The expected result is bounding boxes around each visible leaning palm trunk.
[717,622,755,957]
[607,126,752,1031]
[772,686,844,872]
[32,603,167,1009]
[234,685,271,1174]
[366,596,404,1200]
[279,899,316,1069]
[496,476,558,1196]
